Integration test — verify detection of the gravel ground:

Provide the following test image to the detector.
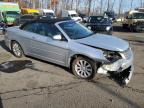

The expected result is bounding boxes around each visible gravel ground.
[0,25,144,108]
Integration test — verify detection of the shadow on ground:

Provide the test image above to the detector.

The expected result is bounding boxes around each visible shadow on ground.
[0,59,130,86]
[0,60,33,73]
[0,59,71,77]
[0,40,10,53]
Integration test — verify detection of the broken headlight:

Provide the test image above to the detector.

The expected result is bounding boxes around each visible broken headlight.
[103,51,122,62]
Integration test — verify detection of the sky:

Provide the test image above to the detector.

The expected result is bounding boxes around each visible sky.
[113,0,142,13]
[78,0,143,14]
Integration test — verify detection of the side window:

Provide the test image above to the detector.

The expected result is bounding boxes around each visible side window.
[36,23,65,40]
[35,23,47,36]
[22,23,37,32]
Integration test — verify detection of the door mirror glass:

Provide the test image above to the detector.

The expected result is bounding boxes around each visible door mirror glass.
[53,34,62,40]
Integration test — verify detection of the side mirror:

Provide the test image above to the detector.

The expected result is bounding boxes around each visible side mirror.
[53,34,62,40]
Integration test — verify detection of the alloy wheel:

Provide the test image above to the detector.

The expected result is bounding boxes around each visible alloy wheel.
[75,60,92,78]
[12,41,23,57]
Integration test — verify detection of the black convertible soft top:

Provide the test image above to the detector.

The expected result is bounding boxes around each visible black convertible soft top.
[20,17,72,29]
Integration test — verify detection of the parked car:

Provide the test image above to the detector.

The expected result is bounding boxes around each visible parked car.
[79,13,88,23]
[116,17,124,22]
[87,16,113,34]
[0,2,21,26]
[21,8,40,15]
[104,11,116,21]
[39,9,57,19]
[122,10,144,32]
[62,10,82,21]
[5,19,134,85]
[14,14,39,26]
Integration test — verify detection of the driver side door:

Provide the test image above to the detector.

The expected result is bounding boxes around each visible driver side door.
[30,23,69,66]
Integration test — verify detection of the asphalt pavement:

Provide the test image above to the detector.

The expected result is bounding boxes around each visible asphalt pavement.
[0,24,144,108]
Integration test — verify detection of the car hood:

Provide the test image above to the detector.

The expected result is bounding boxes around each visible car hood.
[75,34,129,52]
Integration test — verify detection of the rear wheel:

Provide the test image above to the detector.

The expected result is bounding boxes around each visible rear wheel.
[11,41,24,58]
[72,56,96,79]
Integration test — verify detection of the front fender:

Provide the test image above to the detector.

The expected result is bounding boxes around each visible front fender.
[67,41,108,67]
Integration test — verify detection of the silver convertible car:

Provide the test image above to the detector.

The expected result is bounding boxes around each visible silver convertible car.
[4,19,134,85]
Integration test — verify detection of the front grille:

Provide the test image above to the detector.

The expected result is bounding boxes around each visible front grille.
[92,26,106,31]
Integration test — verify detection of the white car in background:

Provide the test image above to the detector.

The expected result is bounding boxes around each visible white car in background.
[39,9,57,18]
[62,10,82,21]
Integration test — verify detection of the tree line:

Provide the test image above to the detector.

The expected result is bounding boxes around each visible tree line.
[1,0,144,15]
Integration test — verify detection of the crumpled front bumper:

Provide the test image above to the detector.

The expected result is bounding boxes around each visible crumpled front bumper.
[97,48,134,85]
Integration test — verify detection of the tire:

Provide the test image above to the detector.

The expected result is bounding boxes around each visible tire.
[11,41,24,58]
[130,25,134,32]
[122,24,128,29]
[72,56,96,80]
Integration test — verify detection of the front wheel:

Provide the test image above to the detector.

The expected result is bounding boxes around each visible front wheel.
[72,56,96,79]
[11,41,24,58]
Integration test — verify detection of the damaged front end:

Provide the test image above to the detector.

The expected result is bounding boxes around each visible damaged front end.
[97,48,134,85]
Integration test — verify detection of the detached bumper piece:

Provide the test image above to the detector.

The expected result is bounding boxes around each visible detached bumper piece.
[97,48,134,85]
[108,66,134,85]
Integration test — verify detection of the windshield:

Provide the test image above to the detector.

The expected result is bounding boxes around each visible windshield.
[6,11,20,18]
[133,13,144,19]
[59,21,94,39]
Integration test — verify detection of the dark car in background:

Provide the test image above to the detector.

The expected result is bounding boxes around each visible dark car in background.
[14,14,39,26]
[104,11,116,21]
[86,16,113,34]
